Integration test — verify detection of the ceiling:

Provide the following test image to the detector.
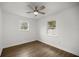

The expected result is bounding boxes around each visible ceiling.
[0,2,79,19]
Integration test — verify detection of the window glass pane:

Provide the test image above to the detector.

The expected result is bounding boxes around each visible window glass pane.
[48,20,56,36]
[20,21,29,31]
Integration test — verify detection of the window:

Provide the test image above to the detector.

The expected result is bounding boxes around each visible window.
[19,21,29,31]
[47,20,56,36]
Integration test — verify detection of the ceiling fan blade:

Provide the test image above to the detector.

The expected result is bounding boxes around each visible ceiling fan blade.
[27,5,34,10]
[35,6,38,10]
[38,11,45,14]
[26,11,33,13]
[38,6,45,10]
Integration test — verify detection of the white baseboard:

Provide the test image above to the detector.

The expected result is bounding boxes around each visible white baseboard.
[3,39,37,49]
[38,40,78,56]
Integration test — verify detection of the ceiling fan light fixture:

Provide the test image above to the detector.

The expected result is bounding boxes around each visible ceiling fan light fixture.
[27,5,45,16]
[34,11,38,16]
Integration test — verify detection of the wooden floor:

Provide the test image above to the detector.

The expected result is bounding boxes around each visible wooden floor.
[1,41,77,57]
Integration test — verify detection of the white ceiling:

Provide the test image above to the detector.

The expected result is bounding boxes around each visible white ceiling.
[0,2,79,19]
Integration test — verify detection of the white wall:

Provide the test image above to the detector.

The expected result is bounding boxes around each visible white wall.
[38,6,79,56]
[2,11,38,48]
[0,8,3,56]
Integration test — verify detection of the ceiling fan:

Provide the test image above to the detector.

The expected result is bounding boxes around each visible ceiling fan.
[26,5,46,16]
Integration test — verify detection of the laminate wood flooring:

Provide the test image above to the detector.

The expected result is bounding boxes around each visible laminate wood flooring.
[1,41,77,57]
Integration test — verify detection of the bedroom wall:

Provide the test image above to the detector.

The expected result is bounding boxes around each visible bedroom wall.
[2,11,38,48]
[38,6,79,56]
[0,8,3,56]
